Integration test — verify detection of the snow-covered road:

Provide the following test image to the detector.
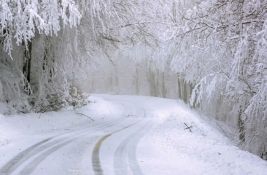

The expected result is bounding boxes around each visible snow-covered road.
[0,95,267,175]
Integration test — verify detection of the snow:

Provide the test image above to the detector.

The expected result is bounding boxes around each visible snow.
[138,116,267,175]
[84,95,125,116]
[0,103,9,115]
[0,95,122,168]
[0,94,266,175]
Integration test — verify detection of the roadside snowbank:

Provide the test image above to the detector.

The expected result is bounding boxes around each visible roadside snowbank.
[0,95,124,166]
[137,105,267,175]
[0,95,124,146]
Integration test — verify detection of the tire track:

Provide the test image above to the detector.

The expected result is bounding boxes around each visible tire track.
[19,139,75,175]
[0,138,53,175]
[18,135,99,175]
[0,118,124,175]
[113,137,129,175]
[92,120,140,175]
[113,122,151,175]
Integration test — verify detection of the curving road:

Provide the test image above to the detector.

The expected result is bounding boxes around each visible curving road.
[0,117,151,175]
[1,95,267,175]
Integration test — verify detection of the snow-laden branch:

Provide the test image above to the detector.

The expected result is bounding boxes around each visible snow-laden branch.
[0,0,81,57]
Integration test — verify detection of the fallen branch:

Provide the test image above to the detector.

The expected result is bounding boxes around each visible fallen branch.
[76,112,94,121]
[127,114,137,117]
[184,123,193,132]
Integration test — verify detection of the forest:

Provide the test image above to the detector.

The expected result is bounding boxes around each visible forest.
[0,0,266,162]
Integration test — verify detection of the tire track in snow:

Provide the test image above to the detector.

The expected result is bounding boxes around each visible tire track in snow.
[92,121,140,175]
[18,134,99,175]
[113,122,150,175]
[17,118,127,175]
[113,136,129,175]
[19,139,75,175]
[0,118,123,175]
[0,138,53,175]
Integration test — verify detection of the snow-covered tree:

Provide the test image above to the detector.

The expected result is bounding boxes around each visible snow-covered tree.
[164,0,267,158]
[0,0,81,57]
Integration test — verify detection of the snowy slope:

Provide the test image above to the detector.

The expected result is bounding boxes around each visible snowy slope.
[138,109,267,175]
[0,94,266,175]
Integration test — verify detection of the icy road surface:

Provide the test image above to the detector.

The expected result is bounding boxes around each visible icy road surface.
[0,95,267,175]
